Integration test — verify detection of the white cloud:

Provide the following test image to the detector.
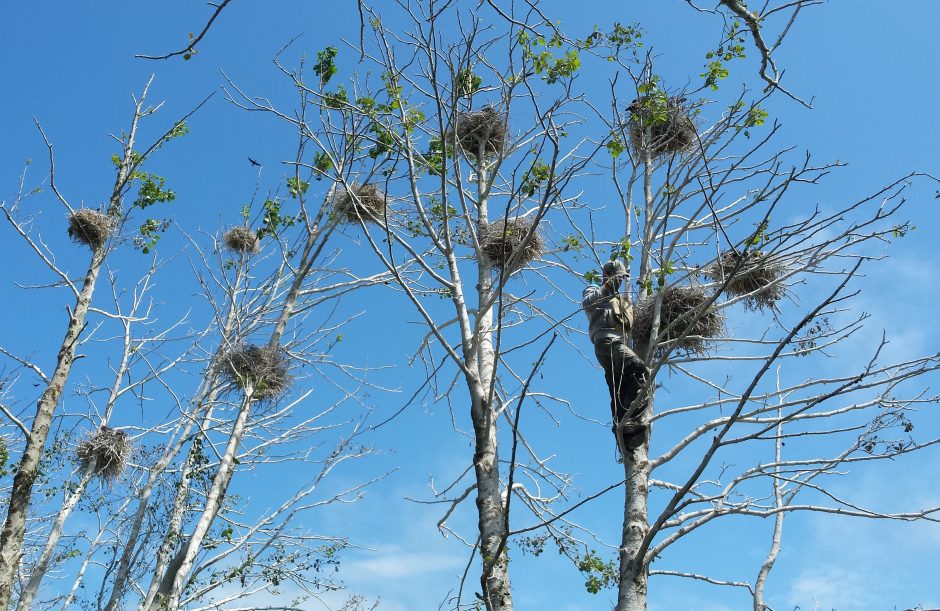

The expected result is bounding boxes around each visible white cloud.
[343,549,464,581]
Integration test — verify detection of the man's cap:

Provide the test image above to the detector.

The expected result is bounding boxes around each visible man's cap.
[603,260,627,277]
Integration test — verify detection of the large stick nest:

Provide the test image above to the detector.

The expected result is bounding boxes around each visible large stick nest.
[217,344,292,399]
[336,183,388,225]
[704,250,787,311]
[76,426,132,480]
[480,217,544,272]
[450,107,507,159]
[68,209,114,248]
[628,96,697,156]
[223,227,260,254]
[633,285,724,356]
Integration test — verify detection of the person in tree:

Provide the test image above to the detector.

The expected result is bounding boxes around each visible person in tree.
[582,260,651,452]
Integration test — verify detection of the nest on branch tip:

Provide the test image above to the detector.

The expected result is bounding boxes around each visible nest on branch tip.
[480,217,543,272]
[76,426,132,480]
[223,227,260,254]
[217,344,292,399]
[704,250,787,311]
[336,183,388,224]
[628,96,697,156]
[451,107,507,158]
[633,285,724,355]
[68,209,114,248]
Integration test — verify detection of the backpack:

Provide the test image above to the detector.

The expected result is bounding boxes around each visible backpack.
[610,293,634,333]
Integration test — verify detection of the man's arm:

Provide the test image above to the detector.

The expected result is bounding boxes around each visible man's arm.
[582,283,604,310]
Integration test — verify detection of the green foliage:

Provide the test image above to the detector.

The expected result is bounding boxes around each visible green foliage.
[561,235,582,251]
[287,176,309,198]
[630,78,674,131]
[312,152,333,180]
[606,132,626,158]
[134,173,176,209]
[368,123,396,159]
[576,550,617,594]
[313,46,339,86]
[455,68,483,97]
[0,438,8,478]
[421,137,448,177]
[257,198,296,239]
[134,218,171,254]
[584,269,601,284]
[610,237,633,263]
[892,223,914,238]
[581,22,644,62]
[381,71,403,107]
[356,95,376,113]
[701,20,746,90]
[158,121,190,148]
[520,160,551,197]
[519,31,582,84]
[750,219,770,245]
[323,84,348,109]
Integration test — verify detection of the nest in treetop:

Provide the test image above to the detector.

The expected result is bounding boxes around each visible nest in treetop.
[480,217,544,272]
[217,344,292,399]
[76,426,132,480]
[704,250,787,311]
[68,209,114,248]
[223,227,260,254]
[633,285,724,356]
[336,183,388,225]
[450,107,507,159]
[627,95,697,156]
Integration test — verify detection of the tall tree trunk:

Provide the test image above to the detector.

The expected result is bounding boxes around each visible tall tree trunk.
[469,165,512,611]
[0,247,106,606]
[15,461,96,611]
[616,443,650,611]
[471,386,512,611]
[147,391,253,610]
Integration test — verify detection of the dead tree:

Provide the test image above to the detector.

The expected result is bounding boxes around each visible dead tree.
[0,80,201,607]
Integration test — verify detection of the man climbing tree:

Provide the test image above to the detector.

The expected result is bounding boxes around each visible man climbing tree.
[582,260,651,455]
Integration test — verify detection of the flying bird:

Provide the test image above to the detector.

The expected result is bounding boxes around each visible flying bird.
[248,157,262,167]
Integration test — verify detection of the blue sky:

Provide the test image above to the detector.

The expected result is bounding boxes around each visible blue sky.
[2,2,940,610]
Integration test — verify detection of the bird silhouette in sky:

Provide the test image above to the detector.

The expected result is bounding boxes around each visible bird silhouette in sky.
[248,157,262,167]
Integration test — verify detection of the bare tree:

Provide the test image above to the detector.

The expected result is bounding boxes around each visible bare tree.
[0,80,201,607]
[1,85,385,610]
[232,3,940,610]
[573,60,940,610]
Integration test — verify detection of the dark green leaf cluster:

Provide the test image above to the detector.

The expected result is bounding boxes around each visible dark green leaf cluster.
[701,19,747,90]
[258,198,297,239]
[313,46,339,86]
[520,160,551,197]
[134,218,171,254]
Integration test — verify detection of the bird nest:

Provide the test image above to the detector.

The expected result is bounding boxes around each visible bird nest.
[336,183,388,225]
[628,96,697,156]
[450,107,507,159]
[76,426,132,480]
[633,285,724,356]
[223,227,260,254]
[704,250,787,311]
[68,209,114,248]
[480,218,543,271]
[217,344,292,399]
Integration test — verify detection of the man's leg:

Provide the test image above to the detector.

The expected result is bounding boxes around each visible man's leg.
[610,340,650,450]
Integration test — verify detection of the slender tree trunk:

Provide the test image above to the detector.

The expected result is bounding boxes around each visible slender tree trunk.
[469,166,512,611]
[470,385,512,611]
[0,247,106,606]
[15,461,96,610]
[135,412,216,611]
[148,391,253,610]
[616,443,650,611]
[754,414,785,611]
